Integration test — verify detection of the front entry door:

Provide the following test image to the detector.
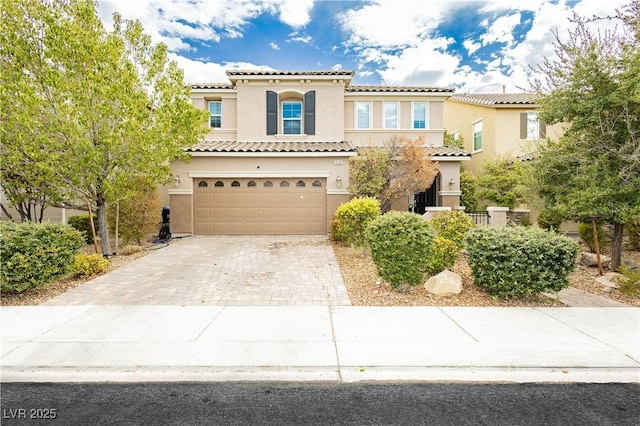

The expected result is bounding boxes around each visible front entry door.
[413,180,438,215]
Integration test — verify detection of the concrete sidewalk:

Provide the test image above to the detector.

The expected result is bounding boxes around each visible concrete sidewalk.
[1,306,638,383]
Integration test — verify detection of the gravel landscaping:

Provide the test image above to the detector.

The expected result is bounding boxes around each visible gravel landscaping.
[2,238,639,307]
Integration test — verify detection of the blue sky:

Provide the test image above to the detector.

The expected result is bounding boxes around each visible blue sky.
[97,0,628,92]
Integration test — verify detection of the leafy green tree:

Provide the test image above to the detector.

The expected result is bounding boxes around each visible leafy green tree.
[459,170,478,211]
[476,156,529,210]
[348,136,438,212]
[531,1,640,269]
[0,0,209,254]
[443,130,464,149]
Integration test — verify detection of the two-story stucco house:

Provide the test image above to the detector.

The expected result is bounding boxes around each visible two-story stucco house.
[443,93,564,175]
[167,70,469,235]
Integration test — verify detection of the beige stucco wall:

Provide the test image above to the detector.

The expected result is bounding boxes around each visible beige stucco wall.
[233,80,346,142]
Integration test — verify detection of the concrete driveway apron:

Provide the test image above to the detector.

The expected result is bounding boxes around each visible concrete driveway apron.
[43,236,351,306]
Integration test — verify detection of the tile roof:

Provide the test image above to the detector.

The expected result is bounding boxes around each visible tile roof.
[226,70,355,77]
[424,146,471,158]
[190,83,235,89]
[187,140,357,153]
[347,85,454,93]
[450,93,538,106]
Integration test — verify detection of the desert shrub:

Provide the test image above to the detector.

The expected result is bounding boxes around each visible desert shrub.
[465,226,579,298]
[429,210,475,249]
[332,197,381,247]
[108,188,162,245]
[537,207,564,232]
[68,214,99,244]
[427,236,458,274]
[74,253,110,277]
[365,211,434,288]
[119,245,144,256]
[578,222,607,253]
[615,265,640,295]
[0,222,85,292]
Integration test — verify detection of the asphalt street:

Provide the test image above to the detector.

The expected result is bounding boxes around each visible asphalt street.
[2,382,639,425]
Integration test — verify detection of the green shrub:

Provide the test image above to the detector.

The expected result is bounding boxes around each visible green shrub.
[74,253,110,277]
[427,236,458,274]
[365,211,434,288]
[615,265,640,295]
[465,226,579,298]
[459,170,478,212]
[627,219,640,250]
[68,214,99,244]
[429,210,475,249]
[537,207,564,232]
[332,197,381,247]
[0,222,85,292]
[578,222,607,253]
[108,188,161,245]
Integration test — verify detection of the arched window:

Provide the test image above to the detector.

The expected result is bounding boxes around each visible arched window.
[231,180,241,187]
[312,180,322,187]
[280,180,290,187]
[214,180,224,187]
[198,181,208,187]
[247,180,257,187]
[264,180,273,187]
[296,180,306,187]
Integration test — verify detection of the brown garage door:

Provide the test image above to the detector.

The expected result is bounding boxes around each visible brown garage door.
[194,178,327,234]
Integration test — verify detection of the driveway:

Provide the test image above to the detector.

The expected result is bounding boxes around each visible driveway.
[43,235,351,306]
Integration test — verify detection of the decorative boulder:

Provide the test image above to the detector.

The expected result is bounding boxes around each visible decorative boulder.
[580,252,611,268]
[424,270,462,296]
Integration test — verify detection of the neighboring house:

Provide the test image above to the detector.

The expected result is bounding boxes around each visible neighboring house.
[167,70,470,235]
[443,93,564,175]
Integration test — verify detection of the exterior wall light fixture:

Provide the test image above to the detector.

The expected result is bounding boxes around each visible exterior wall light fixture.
[173,175,181,187]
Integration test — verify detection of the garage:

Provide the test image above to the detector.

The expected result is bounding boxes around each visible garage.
[194,177,327,234]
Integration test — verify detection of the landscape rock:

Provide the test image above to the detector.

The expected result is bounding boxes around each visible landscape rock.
[424,270,462,296]
[595,272,621,289]
[580,252,611,268]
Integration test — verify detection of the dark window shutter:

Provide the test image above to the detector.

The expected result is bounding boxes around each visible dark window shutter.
[539,120,546,139]
[519,112,527,139]
[266,91,278,135]
[304,91,315,135]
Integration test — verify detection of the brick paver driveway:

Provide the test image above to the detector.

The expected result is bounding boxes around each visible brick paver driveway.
[44,236,351,306]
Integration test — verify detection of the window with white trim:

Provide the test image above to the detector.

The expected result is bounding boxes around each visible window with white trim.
[472,120,483,152]
[412,102,427,129]
[521,112,546,140]
[383,102,399,129]
[209,101,221,128]
[355,102,371,129]
[282,101,302,134]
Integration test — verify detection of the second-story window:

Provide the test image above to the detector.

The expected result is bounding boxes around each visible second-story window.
[356,102,371,129]
[473,120,483,152]
[412,102,427,129]
[521,112,546,140]
[282,101,302,134]
[209,101,221,128]
[383,102,399,129]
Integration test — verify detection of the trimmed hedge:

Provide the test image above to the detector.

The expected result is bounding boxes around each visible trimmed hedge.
[74,253,110,277]
[1,222,85,292]
[331,197,381,247]
[365,211,434,288]
[429,210,475,249]
[427,236,459,274]
[465,226,579,298]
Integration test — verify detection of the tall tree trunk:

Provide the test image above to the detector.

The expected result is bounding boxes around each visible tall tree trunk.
[0,204,14,221]
[611,223,624,271]
[96,195,111,257]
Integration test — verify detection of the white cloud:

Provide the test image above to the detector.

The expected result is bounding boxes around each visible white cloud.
[288,33,313,44]
[169,54,273,83]
[269,42,280,50]
[276,0,314,28]
[480,13,521,46]
[463,39,481,55]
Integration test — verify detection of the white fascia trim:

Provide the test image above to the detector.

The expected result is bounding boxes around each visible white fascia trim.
[439,190,462,196]
[188,171,332,178]
[431,156,470,162]
[167,189,193,195]
[189,151,357,157]
[327,189,350,195]
[346,128,442,133]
